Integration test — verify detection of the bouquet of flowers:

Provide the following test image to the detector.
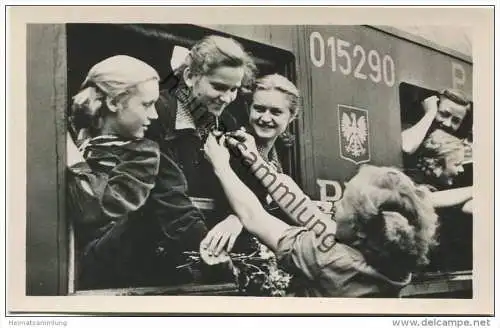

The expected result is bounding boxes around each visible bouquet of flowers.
[178,237,292,297]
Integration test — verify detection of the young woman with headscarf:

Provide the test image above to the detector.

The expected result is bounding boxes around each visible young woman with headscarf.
[67,55,208,289]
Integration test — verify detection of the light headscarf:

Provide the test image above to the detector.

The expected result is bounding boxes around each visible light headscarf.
[71,55,159,140]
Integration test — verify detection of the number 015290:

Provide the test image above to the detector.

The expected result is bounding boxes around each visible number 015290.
[309,31,396,87]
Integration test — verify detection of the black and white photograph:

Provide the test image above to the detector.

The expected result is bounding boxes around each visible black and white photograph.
[8,5,494,316]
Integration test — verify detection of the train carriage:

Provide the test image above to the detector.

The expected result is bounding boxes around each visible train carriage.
[26,23,473,297]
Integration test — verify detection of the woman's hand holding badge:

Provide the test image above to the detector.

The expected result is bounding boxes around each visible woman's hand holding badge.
[203,132,231,170]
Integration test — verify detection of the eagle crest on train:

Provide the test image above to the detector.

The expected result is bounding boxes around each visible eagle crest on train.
[338,105,371,164]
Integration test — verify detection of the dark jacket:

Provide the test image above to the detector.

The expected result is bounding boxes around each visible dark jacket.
[146,85,294,255]
[67,135,207,288]
[229,144,296,227]
[146,86,240,228]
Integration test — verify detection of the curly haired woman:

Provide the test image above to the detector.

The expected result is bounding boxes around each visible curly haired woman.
[202,131,439,297]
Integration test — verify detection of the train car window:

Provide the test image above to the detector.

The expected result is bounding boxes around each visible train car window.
[66,24,297,293]
[66,24,298,177]
[398,82,473,277]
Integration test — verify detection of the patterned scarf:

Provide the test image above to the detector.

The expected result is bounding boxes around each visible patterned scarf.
[174,84,217,141]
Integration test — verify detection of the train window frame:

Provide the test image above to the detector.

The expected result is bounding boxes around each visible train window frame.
[398,82,473,183]
[64,23,300,295]
[27,24,70,296]
[399,82,473,143]
[66,23,301,180]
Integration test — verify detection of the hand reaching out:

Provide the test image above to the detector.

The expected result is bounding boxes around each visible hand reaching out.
[203,132,231,169]
[200,214,243,257]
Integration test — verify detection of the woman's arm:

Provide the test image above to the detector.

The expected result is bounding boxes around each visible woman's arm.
[431,186,472,208]
[225,130,336,235]
[462,199,472,214]
[68,137,161,220]
[248,156,336,235]
[147,151,208,252]
[205,134,289,251]
[213,164,290,251]
[401,96,439,155]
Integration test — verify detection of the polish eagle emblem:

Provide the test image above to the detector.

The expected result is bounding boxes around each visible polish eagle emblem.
[341,112,368,157]
[338,105,370,164]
